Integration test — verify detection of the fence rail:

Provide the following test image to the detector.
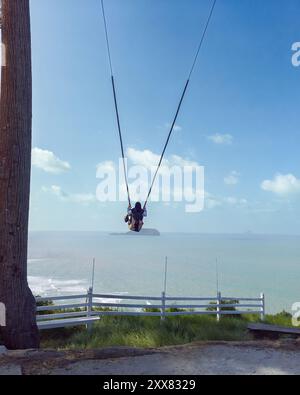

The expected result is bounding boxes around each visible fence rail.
[36,289,265,330]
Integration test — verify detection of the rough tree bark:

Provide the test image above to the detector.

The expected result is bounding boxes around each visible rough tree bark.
[0,0,39,349]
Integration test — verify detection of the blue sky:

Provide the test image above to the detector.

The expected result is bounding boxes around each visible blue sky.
[28,0,300,233]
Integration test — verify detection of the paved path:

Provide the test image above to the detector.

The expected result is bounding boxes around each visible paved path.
[1,341,300,375]
[50,343,300,375]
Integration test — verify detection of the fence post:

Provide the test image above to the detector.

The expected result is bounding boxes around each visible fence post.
[160,291,166,322]
[86,287,93,331]
[216,291,221,322]
[260,293,265,321]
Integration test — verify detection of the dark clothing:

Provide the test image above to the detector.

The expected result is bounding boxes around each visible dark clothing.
[131,207,145,222]
[125,206,147,232]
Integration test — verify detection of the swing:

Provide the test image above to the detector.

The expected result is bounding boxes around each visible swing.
[101,0,217,232]
[125,202,147,232]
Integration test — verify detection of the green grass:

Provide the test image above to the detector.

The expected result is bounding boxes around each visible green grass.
[244,311,293,327]
[40,314,250,349]
[264,311,294,327]
[38,296,296,350]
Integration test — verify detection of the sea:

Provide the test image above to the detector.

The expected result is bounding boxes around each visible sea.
[28,231,300,314]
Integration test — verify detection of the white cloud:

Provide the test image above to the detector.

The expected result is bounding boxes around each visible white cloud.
[224,197,248,206]
[205,192,247,210]
[126,147,198,170]
[96,160,115,175]
[208,134,233,145]
[224,196,237,205]
[70,193,96,204]
[165,123,182,132]
[224,171,240,185]
[42,185,66,198]
[42,185,96,204]
[205,192,223,209]
[205,194,222,209]
[174,125,182,132]
[169,154,198,168]
[261,174,300,196]
[32,148,71,174]
[126,148,163,169]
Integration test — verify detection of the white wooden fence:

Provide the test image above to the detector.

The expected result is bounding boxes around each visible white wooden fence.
[36,288,265,330]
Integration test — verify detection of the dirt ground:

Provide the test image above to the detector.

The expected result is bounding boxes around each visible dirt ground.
[1,340,300,375]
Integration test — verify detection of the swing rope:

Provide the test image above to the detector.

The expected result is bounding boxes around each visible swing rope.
[101,0,217,209]
[101,0,132,207]
[144,0,217,209]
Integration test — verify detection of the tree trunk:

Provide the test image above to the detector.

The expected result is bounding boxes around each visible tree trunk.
[0,0,39,349]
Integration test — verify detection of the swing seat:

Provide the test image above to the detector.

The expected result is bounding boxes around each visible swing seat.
[128,219,144,233]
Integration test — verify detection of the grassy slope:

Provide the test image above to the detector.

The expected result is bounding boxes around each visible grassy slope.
[40,310,296,350]
[40,315,249,349]
[0,303,293,348]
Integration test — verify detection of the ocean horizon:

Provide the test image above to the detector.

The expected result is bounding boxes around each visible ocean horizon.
[27,231,300,314]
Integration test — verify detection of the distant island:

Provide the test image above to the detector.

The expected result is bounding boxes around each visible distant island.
[110,228,160,236]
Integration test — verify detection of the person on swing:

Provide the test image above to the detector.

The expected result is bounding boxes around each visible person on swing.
[124,202,147,232]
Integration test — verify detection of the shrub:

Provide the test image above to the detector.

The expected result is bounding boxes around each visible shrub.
[207,299,240,319]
